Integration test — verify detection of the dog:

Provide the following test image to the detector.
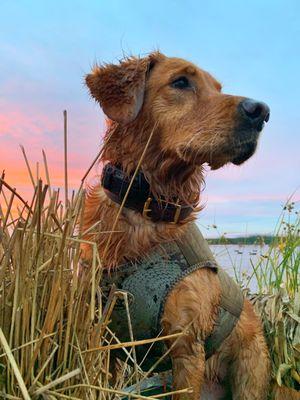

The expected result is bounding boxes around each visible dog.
[82,52,271,399]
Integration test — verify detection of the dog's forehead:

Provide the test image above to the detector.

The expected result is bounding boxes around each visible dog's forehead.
[153,57,201,76]
[151,56,220,88]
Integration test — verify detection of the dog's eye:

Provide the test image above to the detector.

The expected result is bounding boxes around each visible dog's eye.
[171,76,191,89]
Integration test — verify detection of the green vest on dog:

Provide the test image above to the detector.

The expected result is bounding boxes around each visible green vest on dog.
[101,223,244,372]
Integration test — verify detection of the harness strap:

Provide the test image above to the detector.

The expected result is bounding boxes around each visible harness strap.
[176,223,216,266]
[204,270,244,358]
[172,223,244,359]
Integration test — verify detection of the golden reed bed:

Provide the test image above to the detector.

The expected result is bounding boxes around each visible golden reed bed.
[0,137,299,399]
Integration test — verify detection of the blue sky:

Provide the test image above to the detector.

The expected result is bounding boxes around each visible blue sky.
[0,0,299,236]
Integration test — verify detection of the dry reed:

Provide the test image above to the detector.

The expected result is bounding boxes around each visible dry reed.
[1,112,298,399]
[0,116,187,399]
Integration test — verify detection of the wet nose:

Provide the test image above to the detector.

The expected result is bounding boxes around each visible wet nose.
[240,99,270,123]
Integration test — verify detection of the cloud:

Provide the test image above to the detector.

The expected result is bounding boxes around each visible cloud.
[0,102,103,199]
[0,108,59,142]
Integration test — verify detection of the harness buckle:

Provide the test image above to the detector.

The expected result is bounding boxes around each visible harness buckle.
[142,197,152,219]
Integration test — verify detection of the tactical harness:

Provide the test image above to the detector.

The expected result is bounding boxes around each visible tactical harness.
[101,223,244,372]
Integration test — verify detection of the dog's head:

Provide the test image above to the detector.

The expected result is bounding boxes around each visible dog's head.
[86,52,269,172]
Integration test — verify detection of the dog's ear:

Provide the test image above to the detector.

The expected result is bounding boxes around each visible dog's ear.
[85,53,161,124]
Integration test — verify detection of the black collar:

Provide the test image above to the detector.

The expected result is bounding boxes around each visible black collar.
[101,163,195,223]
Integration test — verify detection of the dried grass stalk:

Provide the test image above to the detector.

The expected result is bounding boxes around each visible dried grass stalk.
[0,147,188,399]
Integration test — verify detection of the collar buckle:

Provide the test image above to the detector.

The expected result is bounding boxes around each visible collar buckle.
[142,197,153,220]
[171,200,182,224]
[143,197,182,224]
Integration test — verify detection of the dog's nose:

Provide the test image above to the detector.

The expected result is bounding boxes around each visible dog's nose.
[240,99,270,123]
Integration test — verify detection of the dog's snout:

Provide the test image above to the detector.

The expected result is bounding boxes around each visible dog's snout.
[240,99,270,124]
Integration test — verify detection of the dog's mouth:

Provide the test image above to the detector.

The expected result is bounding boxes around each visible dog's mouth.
[177,122,265,170]
[231,140,258,165]
[230,122,264,165]
[177,138,259,170]
[206,135,259,170]
[208,120,265,169]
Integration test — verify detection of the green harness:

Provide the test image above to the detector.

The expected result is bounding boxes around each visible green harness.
[101,223,244,372]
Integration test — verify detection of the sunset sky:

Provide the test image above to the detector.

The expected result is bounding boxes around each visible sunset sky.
[1,0,299,236]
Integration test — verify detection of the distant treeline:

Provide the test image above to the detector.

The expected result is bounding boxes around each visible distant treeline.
[207,235,277,245]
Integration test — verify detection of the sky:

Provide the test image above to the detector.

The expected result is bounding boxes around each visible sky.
[0,0,299,236]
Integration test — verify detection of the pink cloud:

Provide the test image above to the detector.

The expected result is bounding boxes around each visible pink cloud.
[202,193,299,204]
[0,107,60,141]
[0,103,102,200]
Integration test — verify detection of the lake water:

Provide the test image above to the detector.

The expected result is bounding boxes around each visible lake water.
[209,244,270,292]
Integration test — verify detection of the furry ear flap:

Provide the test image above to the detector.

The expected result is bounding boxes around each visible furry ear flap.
[85,53,161,124]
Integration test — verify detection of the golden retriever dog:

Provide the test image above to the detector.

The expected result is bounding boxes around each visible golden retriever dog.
[83,52,271,399]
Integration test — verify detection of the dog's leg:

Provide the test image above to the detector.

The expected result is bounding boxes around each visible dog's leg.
[228,300,270,400]
[171,339,205,400]
[161,269,221,400]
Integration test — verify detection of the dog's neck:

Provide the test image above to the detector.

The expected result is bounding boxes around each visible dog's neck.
[100,122,204,204]
[82,124,204,268]
[101,163,200,225]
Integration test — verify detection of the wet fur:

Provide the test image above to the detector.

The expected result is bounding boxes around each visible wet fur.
[83,52,272,399]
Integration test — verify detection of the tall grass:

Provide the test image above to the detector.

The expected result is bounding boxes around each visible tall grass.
[0,128,298,398]
[249,203,299,393]
[215,202,300,394]
[0,141,191,399]
[248,202,299,297]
